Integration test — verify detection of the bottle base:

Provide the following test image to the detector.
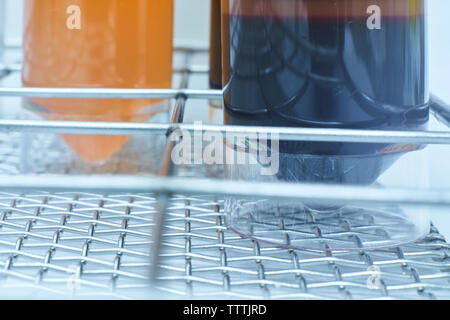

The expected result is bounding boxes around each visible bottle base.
[225,199,429,251]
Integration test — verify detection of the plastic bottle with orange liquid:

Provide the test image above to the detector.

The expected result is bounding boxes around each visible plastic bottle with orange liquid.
[22,0,174,164]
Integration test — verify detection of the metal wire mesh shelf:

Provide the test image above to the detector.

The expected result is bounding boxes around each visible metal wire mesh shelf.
[0,191,448,300]
[1,14,450,299]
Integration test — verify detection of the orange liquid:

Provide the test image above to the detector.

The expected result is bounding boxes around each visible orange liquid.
[22,0,174,163]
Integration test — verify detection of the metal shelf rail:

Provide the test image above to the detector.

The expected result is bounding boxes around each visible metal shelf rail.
[0,13,450,299]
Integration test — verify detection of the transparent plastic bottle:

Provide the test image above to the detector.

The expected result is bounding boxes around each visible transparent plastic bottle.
[222,0,430,250]
[22,0,174,164]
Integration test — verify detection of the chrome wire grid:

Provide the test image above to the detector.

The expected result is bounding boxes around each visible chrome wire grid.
[0,191,448,300]
[1,15,450,299]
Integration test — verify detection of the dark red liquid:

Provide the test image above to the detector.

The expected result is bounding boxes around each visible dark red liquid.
[222,0,428,185]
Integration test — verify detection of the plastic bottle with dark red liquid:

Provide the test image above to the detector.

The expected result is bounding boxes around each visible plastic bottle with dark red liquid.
[222,0,429,186]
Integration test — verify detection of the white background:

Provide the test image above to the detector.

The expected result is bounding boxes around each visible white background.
[2,0,450,239]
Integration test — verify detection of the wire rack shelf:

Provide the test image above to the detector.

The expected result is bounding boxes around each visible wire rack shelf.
[0,15,449,299]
